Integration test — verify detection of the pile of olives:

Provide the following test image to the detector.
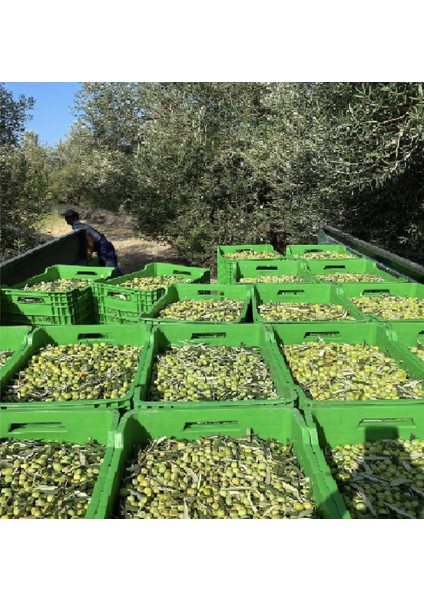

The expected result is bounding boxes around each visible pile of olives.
[297,251,355,260]
[118,435,316,519]
[258,302,354,322]
[326,438,424,518]
[2,342,141,403]
[156,299,244,322]
[23,279,93,292]
[149,344,278,402]
[315,273,386,283]
[116,276,190,292]
[240,275,306,283]
[350,295,424,320]
[0,439,105,519]
[411,343,424,362]
[282,340,424,401]
[0,351,13,368]
[225,251,282,260]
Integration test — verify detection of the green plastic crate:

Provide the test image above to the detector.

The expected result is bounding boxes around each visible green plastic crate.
[217,244,283,285]
[286,244,357,259]
[0,408,119,518]
[339,282,424,322]
[0,323,152,412]
[270,322,424,410]
[93,263,210,324]
[304,259,405,283]
[0,326,33,380]
[1,301,94,326]
[385,322,424,371]
[1,265,117,326]
[94,406,343,518]
[304,403,424,519]
[140,283,252,324]
[232,259,314,284]
[134,322,296,410]
[252,283,367,324]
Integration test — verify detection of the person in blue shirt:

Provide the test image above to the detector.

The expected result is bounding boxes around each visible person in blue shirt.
[64,209,123,274]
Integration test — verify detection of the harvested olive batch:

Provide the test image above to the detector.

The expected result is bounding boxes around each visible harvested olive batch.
[156,299,244,322]
[0,439,105,518]
[299,252,356,260]
[118,435,316,519]
[0,351,14,367]
[315,273,386,283]
[23,279,93,292]
[115,276,190,292]
[325,438,424,518]
[410,343,424,362]
[240,275,305,283]
[282,340,424,401]
[350,295,424,320]
[2,342,141,403]
[258,302,354,322]
[225,251,282,260]
[150,344,278,402]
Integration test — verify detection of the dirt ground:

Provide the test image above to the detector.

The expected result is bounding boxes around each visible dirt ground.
[37,205,181,274]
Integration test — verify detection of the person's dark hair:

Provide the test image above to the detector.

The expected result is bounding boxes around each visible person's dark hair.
[64,209,79,220]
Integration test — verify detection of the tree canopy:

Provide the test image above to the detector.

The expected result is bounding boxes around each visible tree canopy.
[2,82,423,269]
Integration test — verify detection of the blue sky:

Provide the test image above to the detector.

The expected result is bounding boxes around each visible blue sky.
[4,82,82,147]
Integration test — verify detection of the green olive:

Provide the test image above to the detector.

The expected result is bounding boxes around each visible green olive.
[326,438,424,519]
[351,295,424,320]
[118,435,316,519]
[23,279,93,292]
[0,439,105,519]
[282,340,424,401]
[315,273,386,283]
[157,299,244,322]
[149,343,278,403]
[259,302,354,322]
[2,343,141,404]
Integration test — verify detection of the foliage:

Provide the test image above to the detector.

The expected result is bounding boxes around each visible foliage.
[8,82,421,271]
[0,84,51,262]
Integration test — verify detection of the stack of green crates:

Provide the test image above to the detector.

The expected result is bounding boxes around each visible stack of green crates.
[217,244,283,284]
[92,262,210,324]
[1,265,117,326]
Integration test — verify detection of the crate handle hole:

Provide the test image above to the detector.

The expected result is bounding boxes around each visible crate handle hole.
[16,297,44,304]
[183,421,238,430]
[76,271,97,276]
[358,418,414,426]
[278,289,305,296]
[9,423,66,433]
[323,265,346,271]
[197,290,221,296]
[303,331,340,339]
[77,333,106,340]
[191,332,226,340]
[256,266,278,271]
[361,289,390,295]
[172,270,192,276]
